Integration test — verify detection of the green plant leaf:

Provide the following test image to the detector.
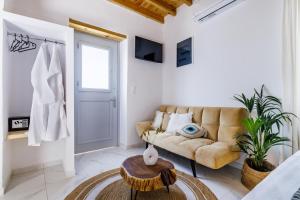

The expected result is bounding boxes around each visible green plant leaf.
[233,84,296,171]
[234,93,255,113]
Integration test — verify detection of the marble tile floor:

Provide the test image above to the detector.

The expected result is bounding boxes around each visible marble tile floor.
[1,146,249,200]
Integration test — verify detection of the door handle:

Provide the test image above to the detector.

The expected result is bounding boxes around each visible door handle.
[110,98,117,108]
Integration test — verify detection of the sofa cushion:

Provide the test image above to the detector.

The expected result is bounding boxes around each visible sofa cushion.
[218,126,244,147]
[178,138,214,155]
[161,113,171,131]
[188,107,203,125]
[156,135,188,146]
[159,105,167,112]
[218,108,248,144]
[163,106,177,113]
[155,132,175,141]
[201,107,221,141]
[154,135,213,160]
[176,106,189,114]
[195,142,240,169]
[142,131,168,144]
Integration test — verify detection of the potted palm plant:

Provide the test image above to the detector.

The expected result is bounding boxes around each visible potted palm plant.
[234,85,295,190]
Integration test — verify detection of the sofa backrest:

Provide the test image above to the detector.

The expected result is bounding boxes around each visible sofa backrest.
[159,105,248,143]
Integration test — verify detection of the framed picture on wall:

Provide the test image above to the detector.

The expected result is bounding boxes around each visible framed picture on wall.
[177,37,192,67]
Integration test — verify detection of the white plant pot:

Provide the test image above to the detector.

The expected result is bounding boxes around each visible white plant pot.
[143,144,158,166]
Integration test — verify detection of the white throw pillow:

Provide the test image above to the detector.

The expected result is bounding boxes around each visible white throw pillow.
[166,112,193,133]
[151,111,164,129]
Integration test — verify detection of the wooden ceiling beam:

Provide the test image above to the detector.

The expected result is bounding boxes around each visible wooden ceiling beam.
[181,0,192,6]
[69,18,127,41]
[144,0,176,16]
[109,0,164,23]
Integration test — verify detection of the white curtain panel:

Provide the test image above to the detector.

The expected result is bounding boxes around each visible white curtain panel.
[282,0,300,160]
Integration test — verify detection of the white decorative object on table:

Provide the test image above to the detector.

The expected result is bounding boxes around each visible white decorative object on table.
[143,144,158,165]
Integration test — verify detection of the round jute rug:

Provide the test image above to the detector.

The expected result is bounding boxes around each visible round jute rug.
[65,168,217,200]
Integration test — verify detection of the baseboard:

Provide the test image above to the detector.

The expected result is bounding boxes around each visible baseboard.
[1,169,12,196]
[75,146,122,156]
[43,160,62,168]
[12,159,62,175]
[0,186,4,196]
[120,142,144,150]
[64,169,76,177]
[119,143,126,149]
[12,164,44,175]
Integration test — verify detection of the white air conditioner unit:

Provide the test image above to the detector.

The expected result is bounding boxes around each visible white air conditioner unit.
[193,0,246,23]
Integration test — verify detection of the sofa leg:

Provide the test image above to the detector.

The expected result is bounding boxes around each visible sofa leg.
[190,160,196,177]
[145,142,149,149]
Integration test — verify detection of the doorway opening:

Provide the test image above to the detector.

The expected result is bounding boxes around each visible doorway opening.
[74,32,119,154]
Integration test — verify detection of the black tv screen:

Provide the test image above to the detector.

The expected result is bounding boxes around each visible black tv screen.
[135,36,163,63]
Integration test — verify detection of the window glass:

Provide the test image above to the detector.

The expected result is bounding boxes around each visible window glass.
[81,44,109,90]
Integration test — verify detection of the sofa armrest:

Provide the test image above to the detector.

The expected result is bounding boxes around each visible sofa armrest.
[135,121,152,138]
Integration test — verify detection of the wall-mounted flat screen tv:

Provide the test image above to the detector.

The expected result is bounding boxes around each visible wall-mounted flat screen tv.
[135,36,163,63]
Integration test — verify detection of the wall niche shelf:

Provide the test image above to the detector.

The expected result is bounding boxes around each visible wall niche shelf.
[7,131,28,140]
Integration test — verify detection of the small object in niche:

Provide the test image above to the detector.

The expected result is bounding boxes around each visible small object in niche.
[8,117,30,132]
[177,37,192,67]
[143,144,159,165]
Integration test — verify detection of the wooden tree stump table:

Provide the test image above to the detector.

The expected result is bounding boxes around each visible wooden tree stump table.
[120,155,177,200]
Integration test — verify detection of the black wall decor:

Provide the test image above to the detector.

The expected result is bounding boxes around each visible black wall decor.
[177,37,192,67]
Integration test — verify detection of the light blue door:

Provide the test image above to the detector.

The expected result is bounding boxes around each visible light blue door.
[75,32,118,153]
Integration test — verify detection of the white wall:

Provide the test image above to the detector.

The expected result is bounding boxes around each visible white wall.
[3,0,285,166]
[0,9,12,194]
[162,0,284,165]
[119,40,128,146]
[0,12,76,189]
[4,0,163,146]
[163,0,283,106]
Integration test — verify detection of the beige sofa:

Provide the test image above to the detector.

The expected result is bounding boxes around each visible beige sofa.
[136,105,248,177]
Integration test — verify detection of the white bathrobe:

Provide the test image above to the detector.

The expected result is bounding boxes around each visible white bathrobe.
[28,43,68,146]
